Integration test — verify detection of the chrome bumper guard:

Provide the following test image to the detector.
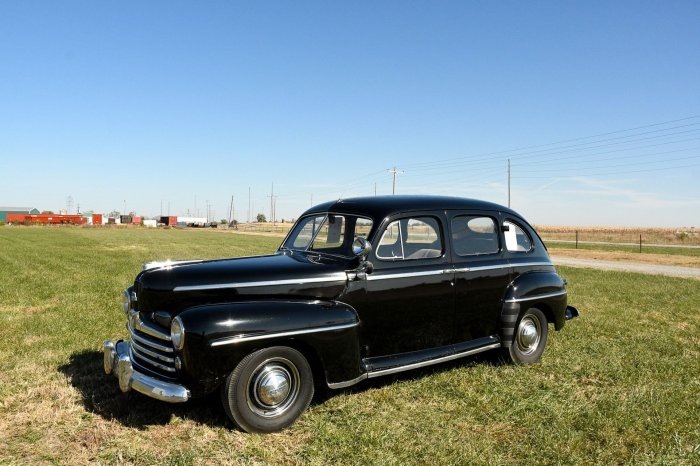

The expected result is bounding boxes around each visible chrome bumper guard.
[103,340,190,403]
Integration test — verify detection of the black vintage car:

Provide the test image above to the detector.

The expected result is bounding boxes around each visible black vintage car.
[104,195,578,432]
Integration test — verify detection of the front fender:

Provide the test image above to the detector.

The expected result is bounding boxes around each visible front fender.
[177,300,362,395]
[500,271,568,347]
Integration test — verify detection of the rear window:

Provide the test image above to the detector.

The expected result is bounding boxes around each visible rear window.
[504,220,532,252]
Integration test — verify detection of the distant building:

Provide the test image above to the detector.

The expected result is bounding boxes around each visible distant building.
[0,207,40,223]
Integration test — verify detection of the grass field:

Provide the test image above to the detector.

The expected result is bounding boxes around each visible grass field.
[1,227,699,464]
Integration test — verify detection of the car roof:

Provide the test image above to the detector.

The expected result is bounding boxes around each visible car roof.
[300,195,521,221]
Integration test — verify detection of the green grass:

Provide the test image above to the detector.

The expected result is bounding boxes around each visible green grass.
[545,239,700,257]
[1,227,699,464]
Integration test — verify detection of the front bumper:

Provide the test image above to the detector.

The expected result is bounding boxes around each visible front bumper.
[103,340,190,403]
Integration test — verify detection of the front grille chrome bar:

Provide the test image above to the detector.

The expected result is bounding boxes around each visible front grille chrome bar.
[130,345,177,373]
[128,310,171,341]
[127,323,174,353]
[126,311,177,376]
[130,339,175,364]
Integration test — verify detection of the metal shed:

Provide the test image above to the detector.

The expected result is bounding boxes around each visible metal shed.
[0,207,40,223]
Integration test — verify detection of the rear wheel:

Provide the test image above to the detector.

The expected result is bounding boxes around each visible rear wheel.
[503,307,548,364]
[221,346,314,433]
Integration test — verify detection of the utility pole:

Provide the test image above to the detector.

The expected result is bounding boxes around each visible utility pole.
[388,166,403,195]
[507,159,511,208]
[228,196,234,225]
[269,183,274,224]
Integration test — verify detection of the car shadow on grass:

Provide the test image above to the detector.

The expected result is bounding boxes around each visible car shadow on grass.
[59,349,229,430]
[61,348,502,430]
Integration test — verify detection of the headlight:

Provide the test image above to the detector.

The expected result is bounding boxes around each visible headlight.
[121,290,131,315]
[171,316,185,350]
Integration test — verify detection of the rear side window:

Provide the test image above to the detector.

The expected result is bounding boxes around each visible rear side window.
[504,220,532,252]
[451,216,499,256]
[376,217,443,260]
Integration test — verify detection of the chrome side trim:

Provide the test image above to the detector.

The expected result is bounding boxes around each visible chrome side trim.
[504,290,567,303]
[327,373,368,389]
[367,342,502,378]
[209,322,359,347]
[366,270,449,281]
[454,264,507,273]
[129,310,171,341]
[511,261,555,268]
[173,273,348,292]
[454,262,553,273]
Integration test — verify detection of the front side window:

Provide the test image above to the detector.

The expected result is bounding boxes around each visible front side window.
[376,217,443,260]
[451,216,499,256]
[290,215,326,249]
[504,220,532,252]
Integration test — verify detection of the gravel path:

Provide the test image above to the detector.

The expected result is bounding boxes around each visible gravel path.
[551,256,700,280]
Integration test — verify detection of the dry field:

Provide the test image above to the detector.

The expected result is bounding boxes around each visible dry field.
[536,225,700,245]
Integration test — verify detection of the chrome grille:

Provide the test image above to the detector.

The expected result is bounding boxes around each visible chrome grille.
[127,311,176,377]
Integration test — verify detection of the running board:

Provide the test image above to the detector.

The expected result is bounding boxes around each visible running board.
[327,336,500,389]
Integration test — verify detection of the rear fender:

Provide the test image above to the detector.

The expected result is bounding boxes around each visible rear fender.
[500,271,568,347]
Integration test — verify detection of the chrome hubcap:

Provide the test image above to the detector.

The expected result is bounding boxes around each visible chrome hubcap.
[247,358,300,418]
[516,315,541,355]
[257,369,291,406]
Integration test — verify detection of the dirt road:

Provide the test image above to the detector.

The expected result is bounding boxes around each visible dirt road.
[551,256,700,280]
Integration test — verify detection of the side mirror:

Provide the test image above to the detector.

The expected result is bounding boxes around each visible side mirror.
[352,237,372,259]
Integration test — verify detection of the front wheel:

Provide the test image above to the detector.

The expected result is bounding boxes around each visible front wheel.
[221,346,314,433]
[502,307,549,364]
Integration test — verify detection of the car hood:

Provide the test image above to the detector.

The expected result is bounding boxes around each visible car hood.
[134,251,355,314]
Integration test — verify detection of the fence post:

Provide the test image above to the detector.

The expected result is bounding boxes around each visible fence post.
[575,230,578,249]
[639,234,642,253]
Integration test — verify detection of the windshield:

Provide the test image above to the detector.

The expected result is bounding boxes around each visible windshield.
[282,214,373,257]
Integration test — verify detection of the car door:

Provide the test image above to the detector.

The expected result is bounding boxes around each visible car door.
[357,212,455,357]
[449,211,511,342]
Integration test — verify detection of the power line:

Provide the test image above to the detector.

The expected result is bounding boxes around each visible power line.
[402,116,700,170]
[402,126,700,174]
[514,162,700,180]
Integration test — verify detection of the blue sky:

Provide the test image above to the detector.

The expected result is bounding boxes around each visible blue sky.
[1,1,698,226]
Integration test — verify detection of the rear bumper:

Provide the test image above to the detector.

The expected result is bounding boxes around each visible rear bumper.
[103,340,190,403]
[565,305,580,320]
